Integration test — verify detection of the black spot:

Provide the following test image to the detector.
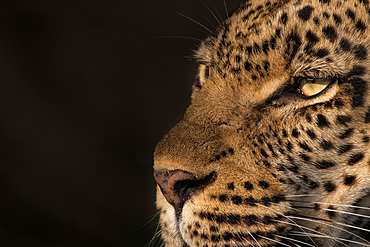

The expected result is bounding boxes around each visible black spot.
[332,14,342,25]
[315,48,329,58]
[287,165,299,173]
[261,197,272,206]
[245,46,252,54]
[309,181,319,189]
[363,136,369,142]
[353,45,368,60]
[314,203,321,211]
[324,181,336,192]
[259,181,269,189]
[263,61,270,71]
[306,113,312,123]
[320,140,333,150]
[262,215,273,224]
[299,142,312,152]
[243,214,258,225]
[323,12,330,19]
[339,128,354,139]
[228,148,234,154]
[300,153,311,162]
[227,183,235,190]
[263,160,271,167]
[193,230,199,236]
[210,226,218,233]
[245,196,257,206]
[324,101,333,108]
[327,205,336,218]
[201,233,208,239]
[219,194,228,202]
[285,30,302,63]
[211,235,221,242]
[313,17,320,25]
[298,6,314,21]
[347,65,366,78]
[348,153,365,165]
[260,148,268,158]
[231,196,242,205]
[292,128,299,138]
[306,129,317,139]
[317,114,330,128]
[319,0,330,3]
[335,99,344,108]
[253,43,261,53]
[346,9,356,21]
[322,26,337,42]
[222,232,232,241]
[337,116,352,126]
[339,38,351,52]
[280,12,288,25]
[315,160,336,169]
[344,175,356,186]
[251,74,258,81]
[338,144,353,154]
[286,142,293,152]
[355,20,367,32]
[262,40,269,54]
[244,181,254,191]
[349,77,367,107]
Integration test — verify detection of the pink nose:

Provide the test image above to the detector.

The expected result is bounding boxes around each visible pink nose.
[154,169,216,210]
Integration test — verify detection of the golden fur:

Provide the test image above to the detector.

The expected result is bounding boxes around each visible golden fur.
[154,0,370,246]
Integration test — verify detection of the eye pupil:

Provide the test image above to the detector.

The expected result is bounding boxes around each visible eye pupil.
[205,66,209,78]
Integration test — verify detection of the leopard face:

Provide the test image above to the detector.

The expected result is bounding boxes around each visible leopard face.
[153,0,370,246]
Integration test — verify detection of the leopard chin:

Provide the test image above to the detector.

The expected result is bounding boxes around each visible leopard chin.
[154,0,370,246]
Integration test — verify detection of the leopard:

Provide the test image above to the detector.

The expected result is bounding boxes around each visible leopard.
[153,0,370,246]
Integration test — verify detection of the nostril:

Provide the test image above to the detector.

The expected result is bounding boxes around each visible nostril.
[154,169,216,210]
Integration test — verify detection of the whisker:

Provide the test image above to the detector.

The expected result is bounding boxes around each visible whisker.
[285,194,318,198]
[228,224,255,247]
[202,2,221,25]
[270,202,301,212]
[313,202,370,211]
[206,0,223,23]
[286,215,370,245]
[272,234,316,247]
[258,235,294,247]
[273,219,335,247]
[289,232,369,247]
[223,0,229,19]
[322,207,370,220]
[141,211,161,229]
[177,12,214,34]
[256,204,318,247]
[192,8,218,30]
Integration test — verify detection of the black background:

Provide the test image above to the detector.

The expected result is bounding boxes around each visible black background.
[0,1,240,246]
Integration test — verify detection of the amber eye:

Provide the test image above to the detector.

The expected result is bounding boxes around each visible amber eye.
[298,78,332,96]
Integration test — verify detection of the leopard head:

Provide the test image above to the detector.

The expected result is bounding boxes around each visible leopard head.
[153,0,370,246]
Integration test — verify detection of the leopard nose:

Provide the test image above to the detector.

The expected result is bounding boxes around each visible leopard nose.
[154,169,216,210]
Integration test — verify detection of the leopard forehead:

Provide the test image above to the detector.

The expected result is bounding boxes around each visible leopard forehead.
[154,0,370,247]
[196,0,369,90]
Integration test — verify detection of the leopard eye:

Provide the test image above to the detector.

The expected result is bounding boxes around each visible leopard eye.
[298,78,332,96]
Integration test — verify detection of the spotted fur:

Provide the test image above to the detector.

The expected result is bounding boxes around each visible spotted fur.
[153,0,370,246]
